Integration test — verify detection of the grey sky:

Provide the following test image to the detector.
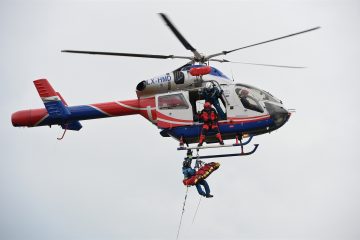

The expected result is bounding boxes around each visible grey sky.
[1,0,360,240]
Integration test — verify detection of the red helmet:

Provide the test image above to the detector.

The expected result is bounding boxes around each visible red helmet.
[204,102,212,109]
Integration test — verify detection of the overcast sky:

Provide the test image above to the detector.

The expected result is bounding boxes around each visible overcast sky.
[1,0,360,240]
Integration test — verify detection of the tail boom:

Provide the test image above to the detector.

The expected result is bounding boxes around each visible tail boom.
[12,79,156,129]
[11,98,155,128]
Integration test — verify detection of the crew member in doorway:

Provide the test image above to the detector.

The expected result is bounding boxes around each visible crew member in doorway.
[199,82,226,119]
[182,150,213,198]
[198,101,224,147]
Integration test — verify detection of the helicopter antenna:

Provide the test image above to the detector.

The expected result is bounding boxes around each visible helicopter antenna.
[230,66,235,82]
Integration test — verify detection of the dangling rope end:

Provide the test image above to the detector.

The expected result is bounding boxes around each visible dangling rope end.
[57,128,67,140]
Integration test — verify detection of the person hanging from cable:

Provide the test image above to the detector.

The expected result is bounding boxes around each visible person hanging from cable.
[199,82,226,120]
[198,101,224,147]
[182,150,213,198]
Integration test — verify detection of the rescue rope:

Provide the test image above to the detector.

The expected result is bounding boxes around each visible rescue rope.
[192,196,202,224]
[176,186,189,240]
[194,149,203,170]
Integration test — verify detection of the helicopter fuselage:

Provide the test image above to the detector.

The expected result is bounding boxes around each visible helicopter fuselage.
[11,65,290,144]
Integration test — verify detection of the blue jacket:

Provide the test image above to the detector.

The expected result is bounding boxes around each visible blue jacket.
[182,167,196,179]
[200,87,223,104]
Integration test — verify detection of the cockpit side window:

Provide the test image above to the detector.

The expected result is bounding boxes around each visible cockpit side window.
[235,88,264,113]
[158,93,189,110]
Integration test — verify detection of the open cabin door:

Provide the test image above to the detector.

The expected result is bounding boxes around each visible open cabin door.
[156,91,194,128]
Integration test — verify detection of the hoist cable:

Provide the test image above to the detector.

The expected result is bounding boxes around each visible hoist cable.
[176,186,189,240]
[192,196,202,224]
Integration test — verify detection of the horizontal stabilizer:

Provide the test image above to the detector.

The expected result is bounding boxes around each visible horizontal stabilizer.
[62,121,82,131]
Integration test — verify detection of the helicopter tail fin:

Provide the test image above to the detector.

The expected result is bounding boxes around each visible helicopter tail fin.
[33,79,82,131]
[33,79,71,118]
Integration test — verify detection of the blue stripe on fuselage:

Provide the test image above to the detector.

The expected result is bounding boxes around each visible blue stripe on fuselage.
[165,118,273,138]
[67,105,109,121]
[36,105,109,126]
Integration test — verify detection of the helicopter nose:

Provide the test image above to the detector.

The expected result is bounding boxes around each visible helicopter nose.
[264,102,290,128]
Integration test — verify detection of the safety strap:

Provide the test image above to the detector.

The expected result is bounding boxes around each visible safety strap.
[194,149,204,170]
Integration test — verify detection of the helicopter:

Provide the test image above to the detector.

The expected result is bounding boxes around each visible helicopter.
[11,13,319,159]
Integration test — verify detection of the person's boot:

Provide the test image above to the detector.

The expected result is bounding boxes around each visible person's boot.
[216,133,224,145]
[206,194,214,198]
[198,135,205,147]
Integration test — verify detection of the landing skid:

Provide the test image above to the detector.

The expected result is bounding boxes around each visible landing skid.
[177,136,254,150]
[196,144,259,159]
[177,136,259,159]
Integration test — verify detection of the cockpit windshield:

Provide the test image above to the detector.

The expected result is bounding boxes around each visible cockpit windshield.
[235,88,264,113]
[235,83,280,103]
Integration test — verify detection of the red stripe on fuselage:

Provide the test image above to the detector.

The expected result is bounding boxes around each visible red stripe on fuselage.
[138,97,156,108]
[156,111,193,123]
[91,101,138,116]
[227,115,271,124]
[91,97,157,119]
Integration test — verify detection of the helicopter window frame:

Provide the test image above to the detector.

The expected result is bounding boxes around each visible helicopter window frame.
[210,67,230,79]
[158,93,190,110]
[188,89,227,121]
[235,88,264,113]
[262,90,280,103]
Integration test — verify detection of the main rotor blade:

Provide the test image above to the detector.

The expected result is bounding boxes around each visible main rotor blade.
[159,13,202,60]
[210,59,306,68]
[61,50,192,60]
[173,60,194,72]
[206,26,320,59]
